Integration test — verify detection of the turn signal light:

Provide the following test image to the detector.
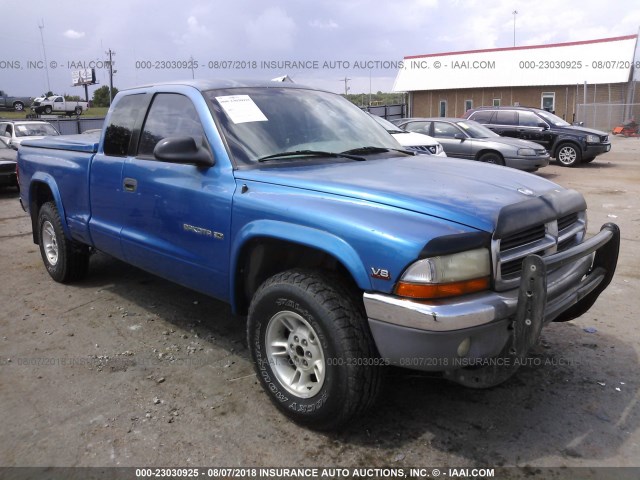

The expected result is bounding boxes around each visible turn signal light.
[395,277,490,299]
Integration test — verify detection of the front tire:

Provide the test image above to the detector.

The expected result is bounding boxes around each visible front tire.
[37,202,90,283]
[13,102,24,112]
[247,270,382,430]
[44,106,53,115]
[556,143,582,167]
[478,152,505,166]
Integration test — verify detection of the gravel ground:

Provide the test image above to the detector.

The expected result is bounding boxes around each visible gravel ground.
[0,136,638,476]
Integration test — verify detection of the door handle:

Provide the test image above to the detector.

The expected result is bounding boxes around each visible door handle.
[123,178,137,192]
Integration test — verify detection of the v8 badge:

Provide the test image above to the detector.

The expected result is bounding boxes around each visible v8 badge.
[370,267,391,280]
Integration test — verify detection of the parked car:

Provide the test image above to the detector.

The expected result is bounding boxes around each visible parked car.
[31,95,88,116]
[0,89,32,112]
[393,118,549,172]
[369,114,446,156]
[464,106,611,167]
[0,141,18,187]
[0,121,60,148]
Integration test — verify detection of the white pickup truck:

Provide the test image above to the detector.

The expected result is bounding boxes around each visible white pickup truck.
[31,95,88,116]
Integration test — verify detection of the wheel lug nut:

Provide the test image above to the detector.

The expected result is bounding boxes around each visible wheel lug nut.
[305,351,312,358]
[303,359,308,366]
[302,339,308,346]
[294,336,299,342]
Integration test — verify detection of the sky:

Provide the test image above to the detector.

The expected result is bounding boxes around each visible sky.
[1,0,639,99]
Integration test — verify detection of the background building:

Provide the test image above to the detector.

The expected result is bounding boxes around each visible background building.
[393,34,640,131]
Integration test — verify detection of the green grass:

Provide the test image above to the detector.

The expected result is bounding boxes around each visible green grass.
[0,107,110,120]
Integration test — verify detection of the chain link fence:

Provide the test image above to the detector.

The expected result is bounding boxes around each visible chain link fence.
[576,103,640,132]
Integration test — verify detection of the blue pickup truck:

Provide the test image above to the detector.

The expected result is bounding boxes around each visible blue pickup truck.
[17,80,619,430]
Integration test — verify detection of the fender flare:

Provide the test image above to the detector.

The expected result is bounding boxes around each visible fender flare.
[28,173,72,239]
[229,219,372,312]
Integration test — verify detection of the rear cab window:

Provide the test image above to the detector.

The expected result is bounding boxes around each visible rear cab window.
[103,94,150,157]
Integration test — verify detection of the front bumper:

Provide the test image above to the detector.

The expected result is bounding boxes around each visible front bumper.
[584,143,611,158]
[504,155,550,171]
[364,223,620,371]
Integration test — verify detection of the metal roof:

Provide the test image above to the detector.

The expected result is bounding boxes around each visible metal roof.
[393,35,638,92]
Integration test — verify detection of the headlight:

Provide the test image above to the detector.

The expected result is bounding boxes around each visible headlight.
[395,248,490,299]
[586,134,599,143]
[435,144,444,155]
[517,148,537,156]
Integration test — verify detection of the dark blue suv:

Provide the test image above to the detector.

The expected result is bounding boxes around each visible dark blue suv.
[464,106,611,167]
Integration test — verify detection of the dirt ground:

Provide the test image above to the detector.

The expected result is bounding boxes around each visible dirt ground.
[0,136,639,475]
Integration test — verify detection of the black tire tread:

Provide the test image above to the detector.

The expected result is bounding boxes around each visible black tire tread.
[249,269,382,429]
[38,201,89,283]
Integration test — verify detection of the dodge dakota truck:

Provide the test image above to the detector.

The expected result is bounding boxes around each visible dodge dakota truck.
[17,80,620,430]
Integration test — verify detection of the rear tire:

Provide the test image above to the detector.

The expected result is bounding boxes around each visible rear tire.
[247,269,382,430]
[556,143,582,167]
[13,102,24,112]
[75,106,82,116]
[37,202,90,283]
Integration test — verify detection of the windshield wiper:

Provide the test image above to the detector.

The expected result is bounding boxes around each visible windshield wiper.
[342,146,416,156]
[257,149,365,162]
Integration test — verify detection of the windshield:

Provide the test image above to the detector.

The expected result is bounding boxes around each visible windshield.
[14,123,59,137]
[536,110,570,127]
[369,114,405,133]
[454,120,499,139]
[205,87,400,165]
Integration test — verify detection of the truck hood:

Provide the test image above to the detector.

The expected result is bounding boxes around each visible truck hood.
[235,155,569,233]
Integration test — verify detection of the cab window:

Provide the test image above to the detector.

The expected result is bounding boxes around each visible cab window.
[137,94,205,158]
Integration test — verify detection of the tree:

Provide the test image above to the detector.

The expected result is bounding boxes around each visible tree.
[92,85,119,107]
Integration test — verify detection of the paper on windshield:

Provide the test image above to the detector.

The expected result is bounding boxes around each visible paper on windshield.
[16,125,27,132]
[215,95,268,124]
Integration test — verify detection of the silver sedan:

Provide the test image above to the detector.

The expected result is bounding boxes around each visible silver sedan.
[393,117,550,172]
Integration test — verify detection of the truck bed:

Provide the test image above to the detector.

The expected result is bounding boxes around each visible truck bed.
[19,134,98,245]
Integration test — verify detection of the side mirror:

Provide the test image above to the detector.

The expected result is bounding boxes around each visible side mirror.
[454,133,466,140]
[537,123,548,129]
[153,136,215,167]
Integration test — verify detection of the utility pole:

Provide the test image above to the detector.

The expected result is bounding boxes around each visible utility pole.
[341,77,351,96]
[38,19,51,93]
[512,10,518,47]
[106,49,115,105]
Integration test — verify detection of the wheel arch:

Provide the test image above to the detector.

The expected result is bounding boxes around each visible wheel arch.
[230,220,371,315]
[552,138,582,158]
[474,149,504,162]
[28,175,70,244]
